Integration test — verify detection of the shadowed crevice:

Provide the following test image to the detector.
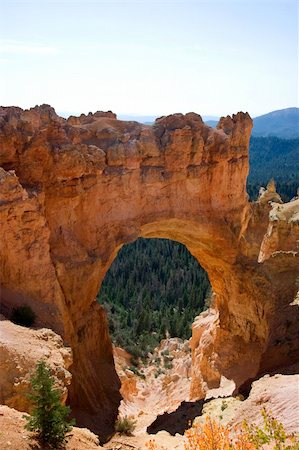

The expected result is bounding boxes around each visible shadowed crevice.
[147,400,205,435]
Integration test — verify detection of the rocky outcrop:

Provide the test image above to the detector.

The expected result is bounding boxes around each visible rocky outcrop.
[113,346,139,403]
[0,104,298,440]
[0,315,72,412]
[257,179,282,205]
[259,197,299,263]
[190,195,299,399]
[0,405,102,450]
[115,339,192,433]
[194,373,299,436]
[229,373,299,435]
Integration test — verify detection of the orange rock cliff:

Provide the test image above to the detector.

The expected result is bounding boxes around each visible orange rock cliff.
[0,105,298,440]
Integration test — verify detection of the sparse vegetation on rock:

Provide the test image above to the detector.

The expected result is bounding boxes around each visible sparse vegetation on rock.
[185,411,299,450]
[242,408,299,449]
[24,360,75,448]
[145,410,299,449]
[114,415,136,435]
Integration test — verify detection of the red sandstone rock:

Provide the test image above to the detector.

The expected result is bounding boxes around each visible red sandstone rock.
[194,373,299,436]
[0,105,298,440]
[0,315,72,412]
[0,405,102,450]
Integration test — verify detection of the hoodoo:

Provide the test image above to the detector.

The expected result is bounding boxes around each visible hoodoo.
[0,105,298,439]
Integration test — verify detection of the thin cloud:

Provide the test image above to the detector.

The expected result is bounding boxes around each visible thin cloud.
[0,39,58,55]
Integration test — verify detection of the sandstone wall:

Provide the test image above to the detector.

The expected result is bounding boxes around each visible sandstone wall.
[0,315,72,411]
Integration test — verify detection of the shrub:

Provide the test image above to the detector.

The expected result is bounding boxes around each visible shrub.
[24,360,75,448]
[242,408,299,449]
[146,411,299,449]
[183,410,299,450]
[11,304,36,327]
[154,367,164,378]
[184,417,233,450]
[221,400,228,411]
[127,366,146,379]
[125,345,143,360]
[164,360,173,370]
[115,415,136,435]
[130,355,140,367]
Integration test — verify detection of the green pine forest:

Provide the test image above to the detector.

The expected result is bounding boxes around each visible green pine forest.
[100,239,211,359]
[247,136,299,201]
[98,135,299,359]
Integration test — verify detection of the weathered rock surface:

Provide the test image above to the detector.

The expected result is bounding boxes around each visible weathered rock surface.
[113,346,137,402]
[104,430,186,450]
[195,373,299,436]
[0,405,102,450]
[229,373,299,435]
[0,315,72,412]
[114,338,191,433]
[0,104,298,440]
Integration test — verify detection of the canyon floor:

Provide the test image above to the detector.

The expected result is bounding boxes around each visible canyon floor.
[104,339,299,449]
[1,318,299,449]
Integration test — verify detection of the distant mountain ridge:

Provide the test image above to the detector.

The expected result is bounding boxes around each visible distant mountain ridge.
[205,107,299,139]
[252,107,299,138]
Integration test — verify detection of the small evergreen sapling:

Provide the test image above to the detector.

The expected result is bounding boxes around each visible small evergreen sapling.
[24,360,75,448]
[115,415,136,435]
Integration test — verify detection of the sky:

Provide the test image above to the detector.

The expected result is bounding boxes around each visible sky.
[0,0,298,118]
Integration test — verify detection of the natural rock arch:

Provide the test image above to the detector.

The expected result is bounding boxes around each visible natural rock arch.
[0,105,298,440]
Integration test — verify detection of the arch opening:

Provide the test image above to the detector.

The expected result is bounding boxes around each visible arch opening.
[99,237,211,360]
[67,215,245,442]
[97,237,213,434]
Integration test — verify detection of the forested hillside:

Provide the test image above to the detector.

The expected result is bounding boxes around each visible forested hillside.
[99,239,210,358]
[99,135,298,358]
[247,136,299,201]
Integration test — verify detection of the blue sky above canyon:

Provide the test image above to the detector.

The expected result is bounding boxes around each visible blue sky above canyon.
[0,0,297,117]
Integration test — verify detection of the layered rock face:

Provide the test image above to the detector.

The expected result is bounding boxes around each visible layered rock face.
[194,373,299,435]
[0,315,72,412]
[0,105,298,439]
[0,405,102,450]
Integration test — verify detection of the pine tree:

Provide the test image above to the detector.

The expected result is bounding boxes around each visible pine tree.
[24,360,75,448]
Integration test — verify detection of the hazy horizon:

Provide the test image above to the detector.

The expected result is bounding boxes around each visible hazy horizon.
[1,0,298,117]
[56,107,298,121]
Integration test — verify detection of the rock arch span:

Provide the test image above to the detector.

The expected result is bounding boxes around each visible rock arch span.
[0,105,298,439]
